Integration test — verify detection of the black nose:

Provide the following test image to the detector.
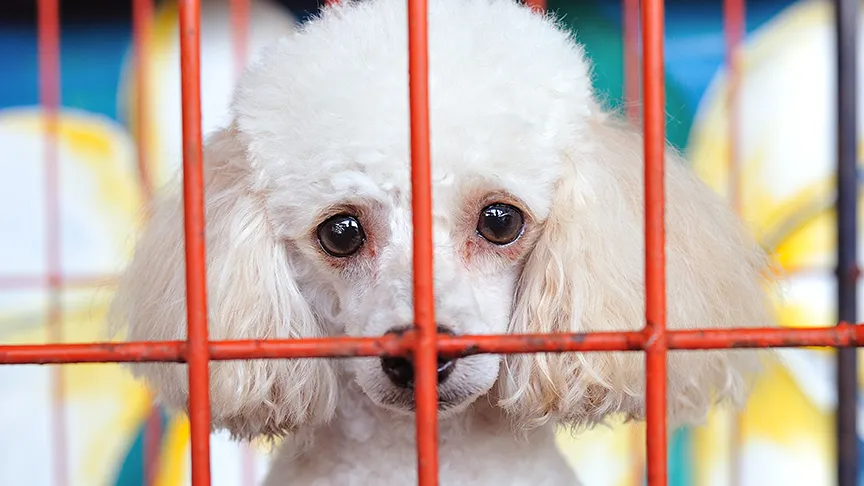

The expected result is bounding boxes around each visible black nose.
[380,326,457,388]
[381,355,456,388]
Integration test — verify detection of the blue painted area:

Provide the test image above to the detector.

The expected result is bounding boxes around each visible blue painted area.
[0,0,799,131]
[0,22,132,121]
[589,0,796,110]
[669,428,693,486]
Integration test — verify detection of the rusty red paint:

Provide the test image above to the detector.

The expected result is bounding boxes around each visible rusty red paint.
[668,323,864,349]
[2,325,863,366]
[406,0,440,481]
[177,0,212,484]
[37,0,67,484]
[641,0,668,483]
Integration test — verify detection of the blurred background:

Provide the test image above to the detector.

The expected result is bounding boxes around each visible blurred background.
[1,0,862,484]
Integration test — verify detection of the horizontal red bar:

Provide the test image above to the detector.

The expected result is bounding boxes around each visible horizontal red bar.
[667,324,863,349]
[0,323,861,365]
[0,274,117,290]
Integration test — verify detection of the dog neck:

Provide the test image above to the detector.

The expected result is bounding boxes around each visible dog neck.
[279,368,554,456]
[265,371,575,485]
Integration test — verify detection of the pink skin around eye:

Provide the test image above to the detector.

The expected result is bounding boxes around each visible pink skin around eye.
[461,238,480,264]
[460,232,532,268]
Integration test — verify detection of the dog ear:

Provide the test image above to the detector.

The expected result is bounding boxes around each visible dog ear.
[110,126,338,441]
[497,114,775,431]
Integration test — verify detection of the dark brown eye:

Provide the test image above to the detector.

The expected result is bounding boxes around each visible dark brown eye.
[477,203,524,245]
[317,214,366,257]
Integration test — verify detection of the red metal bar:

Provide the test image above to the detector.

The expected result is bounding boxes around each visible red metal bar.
[132,1,159,480]
[178,0,212,484]
[2,325,863,365]
[722,1,746,482]
[37,0,67,484]
[724,0,745,214]
[0,273,117,290]
[143,406,162,486]
[623,0,641,122]
[523,0,546,12]
[133,0,154,204]
[229,0,250,77]
[641,0,667,482]
[406,0,439,481]
[666,324,864,349]
[623,2,643,481]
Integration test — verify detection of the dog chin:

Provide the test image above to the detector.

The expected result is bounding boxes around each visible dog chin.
[371,388,481,417]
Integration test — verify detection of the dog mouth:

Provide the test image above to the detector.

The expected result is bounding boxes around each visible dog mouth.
[374,373,486,414]
[376,388,465,413]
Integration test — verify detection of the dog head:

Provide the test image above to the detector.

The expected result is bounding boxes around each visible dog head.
[112,0,774,440]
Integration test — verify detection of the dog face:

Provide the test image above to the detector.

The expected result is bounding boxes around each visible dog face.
[225,0,594,418]
[113,0,774,440]
[262,118,567,416]
[273,139,557,416]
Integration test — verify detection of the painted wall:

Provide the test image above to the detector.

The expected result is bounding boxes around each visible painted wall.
[0,0,861,485]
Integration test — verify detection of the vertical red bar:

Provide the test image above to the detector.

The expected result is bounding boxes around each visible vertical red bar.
[143,409,162,486]
[624,2,644,483]
[229,0,250,77]
[723,2,745,483]
[723,0,744,214]
[228,3,253,483]
[641,0,667,485]
[37,1,67,485]
[133,0,154,205]
[407,0,439,483]
[133,1,160,482]
[178,0,212,485]
[523,0,547,12]
[623,0,641,122]
[623,2,643,482]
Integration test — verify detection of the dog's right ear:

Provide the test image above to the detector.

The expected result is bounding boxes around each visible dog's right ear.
[110,126,338,441]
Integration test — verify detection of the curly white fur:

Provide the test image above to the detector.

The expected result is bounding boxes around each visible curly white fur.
[110,0,776,483]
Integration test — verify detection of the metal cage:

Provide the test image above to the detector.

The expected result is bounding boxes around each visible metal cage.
[1,0,861,485]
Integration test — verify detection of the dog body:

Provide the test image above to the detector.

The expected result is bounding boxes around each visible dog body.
[112,0,774,483]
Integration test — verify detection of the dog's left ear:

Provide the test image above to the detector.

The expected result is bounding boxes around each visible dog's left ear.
[498,114,776,431]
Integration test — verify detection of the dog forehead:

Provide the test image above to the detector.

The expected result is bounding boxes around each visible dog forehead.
[235,0,593,228]
[263,144,558,236]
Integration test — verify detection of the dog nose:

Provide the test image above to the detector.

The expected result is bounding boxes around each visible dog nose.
[380,326,457,388]
[380,355,457,388]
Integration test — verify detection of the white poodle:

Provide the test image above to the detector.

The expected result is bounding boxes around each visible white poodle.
[111,0,775,483]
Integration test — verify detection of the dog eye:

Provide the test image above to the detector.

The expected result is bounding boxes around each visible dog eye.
[317,214,366,257]
[476,203,524,245]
